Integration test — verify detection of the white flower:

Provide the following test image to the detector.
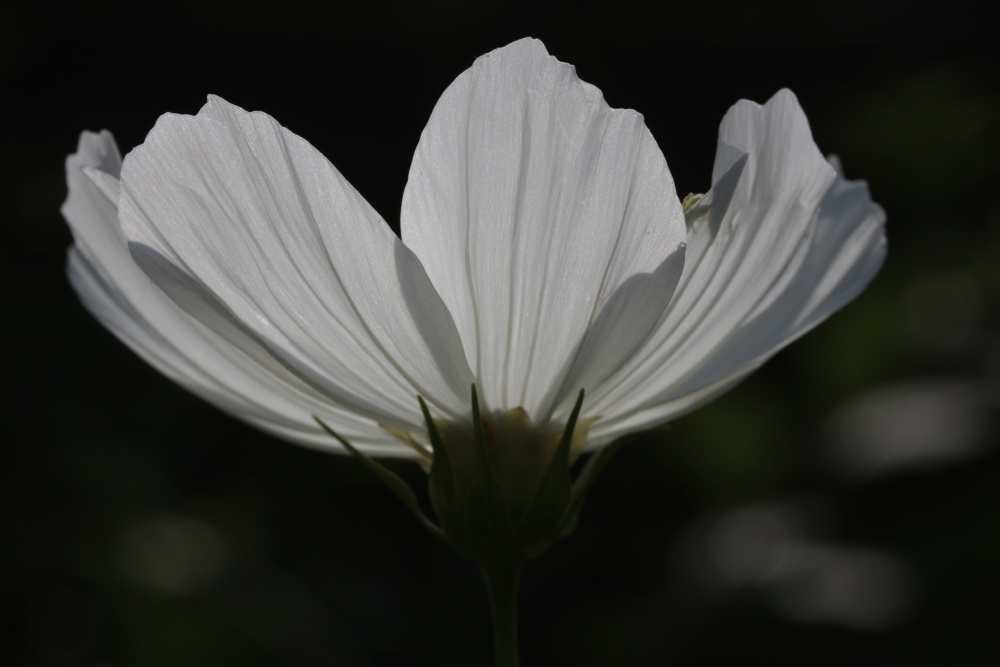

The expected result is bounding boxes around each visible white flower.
[63,38,885,467]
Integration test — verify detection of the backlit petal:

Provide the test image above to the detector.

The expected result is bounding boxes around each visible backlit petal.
[402,38,686,421]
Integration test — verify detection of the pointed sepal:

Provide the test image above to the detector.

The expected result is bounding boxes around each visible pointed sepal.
[465,384,517,551]
[420,395,458,531]
[515,389,584,553]
[314,416,443,540]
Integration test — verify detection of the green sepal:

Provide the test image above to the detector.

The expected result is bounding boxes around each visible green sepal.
[314,416,443,540]
[467,385,516,550]
[515,389,585,553]
[420,397,457,528]
[421,395,480,556]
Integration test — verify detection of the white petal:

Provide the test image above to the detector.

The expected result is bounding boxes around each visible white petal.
[401,38,687,421]
[64,132,418,455]
[118,97,474,432]
[679,156,887,390]
[63,131,125,255]
[590,90,886,444]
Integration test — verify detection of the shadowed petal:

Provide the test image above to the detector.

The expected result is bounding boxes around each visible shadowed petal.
[590,90,886,444]
[64,131,413,453]
[118,97,474,432]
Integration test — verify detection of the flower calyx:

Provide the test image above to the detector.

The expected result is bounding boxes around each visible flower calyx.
[426,386,592,559]
[316,385,624,563]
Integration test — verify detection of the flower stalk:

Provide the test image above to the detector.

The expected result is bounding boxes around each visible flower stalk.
[481,552,525,667]
[320,385,602,666]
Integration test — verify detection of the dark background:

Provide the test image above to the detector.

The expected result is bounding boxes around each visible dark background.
[3,1,999,665]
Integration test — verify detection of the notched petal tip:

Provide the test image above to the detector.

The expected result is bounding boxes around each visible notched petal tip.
[63,130,122,209]
[483,37,548,60]
[68,129,121,171]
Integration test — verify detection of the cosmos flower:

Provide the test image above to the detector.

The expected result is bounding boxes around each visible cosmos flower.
[63,38,885,497]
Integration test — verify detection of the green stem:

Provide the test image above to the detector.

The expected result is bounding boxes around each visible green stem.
[481,554,524,667]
